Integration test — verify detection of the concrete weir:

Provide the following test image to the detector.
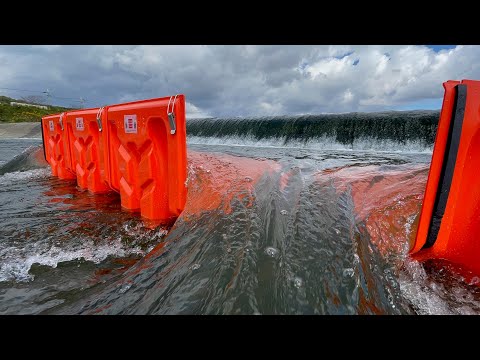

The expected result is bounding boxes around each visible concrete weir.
[0,123,42,139]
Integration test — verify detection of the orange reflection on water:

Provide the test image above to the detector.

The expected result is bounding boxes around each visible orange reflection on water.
[182,151,280,220]
[317,164,429,256]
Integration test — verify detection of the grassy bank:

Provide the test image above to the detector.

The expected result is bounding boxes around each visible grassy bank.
[0,96,73,123]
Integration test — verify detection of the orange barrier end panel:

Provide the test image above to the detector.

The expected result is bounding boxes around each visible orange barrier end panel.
[41,113,76,180]
[105,95,187,222]
[64,107,111,193]
[412,79,480,276]
[410,80,460,253]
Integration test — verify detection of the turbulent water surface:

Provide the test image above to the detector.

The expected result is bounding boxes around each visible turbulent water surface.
[2,112,480,315]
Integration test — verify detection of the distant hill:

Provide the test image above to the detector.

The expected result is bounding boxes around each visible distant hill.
[0,96,74,123]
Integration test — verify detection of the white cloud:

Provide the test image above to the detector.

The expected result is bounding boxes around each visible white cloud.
[32,45,61,51]
[186,102,210,118]
[305,55,353,79]
[0,45,478,116]
[342,89,354,103]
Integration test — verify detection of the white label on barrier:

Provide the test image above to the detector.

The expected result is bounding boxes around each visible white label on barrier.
[124,114,137,134]
[49,120,54,132]
[76,117,84,131]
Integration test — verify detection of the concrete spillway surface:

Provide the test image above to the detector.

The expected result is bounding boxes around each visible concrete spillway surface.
[0,123,42,139]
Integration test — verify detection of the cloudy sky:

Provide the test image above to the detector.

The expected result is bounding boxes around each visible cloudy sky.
[0,45,476,118]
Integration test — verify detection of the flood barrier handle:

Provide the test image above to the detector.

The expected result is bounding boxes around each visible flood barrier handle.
[59,112,64,131]
[167,94,179,135]
[96,106,104,132]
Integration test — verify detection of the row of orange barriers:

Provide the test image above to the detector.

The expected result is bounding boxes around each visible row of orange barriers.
[41,95,187,223]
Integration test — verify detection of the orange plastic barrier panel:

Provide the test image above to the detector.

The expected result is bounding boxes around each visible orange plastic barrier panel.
[411,80,460,253]
[41,113,76,180]
[412,79,480,276]
[104,95,187,222]
[64,107,111,193]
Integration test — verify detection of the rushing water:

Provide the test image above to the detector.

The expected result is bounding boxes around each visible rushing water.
[2,112,480,315]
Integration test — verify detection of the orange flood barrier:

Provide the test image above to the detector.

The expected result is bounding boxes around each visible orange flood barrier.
[41,94,187,223]
[411,79,480,276]
[64,107,110,193]
[104,95,187,222]
[41,113,76,180]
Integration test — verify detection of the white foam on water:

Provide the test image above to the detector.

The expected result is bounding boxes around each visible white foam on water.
[0,168,50,186]
[399,259,480,315]
[122,222,169,240]
[188,134,290,148]
[187,135,433,154]
[0,237,148,283]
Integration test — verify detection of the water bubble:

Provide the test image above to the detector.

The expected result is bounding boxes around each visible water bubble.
[206,169,211,174]
[387,293,394,304]
[190,263,201,271]
[352,254,360,266]
[458,306,476,315]
[280,210,288,215]
[293,277,303,288]
[245,176,253,182]
[343,268,354,277]
[334,228,340,235]
[226,247,232,253]
[469,277,480,286]
[265,247,279,258]
[119,283,132,294]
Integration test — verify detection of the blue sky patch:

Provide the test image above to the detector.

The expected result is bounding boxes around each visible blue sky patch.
[396,97,443,111]
[335,51,354,60]
[427,45,457,52]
